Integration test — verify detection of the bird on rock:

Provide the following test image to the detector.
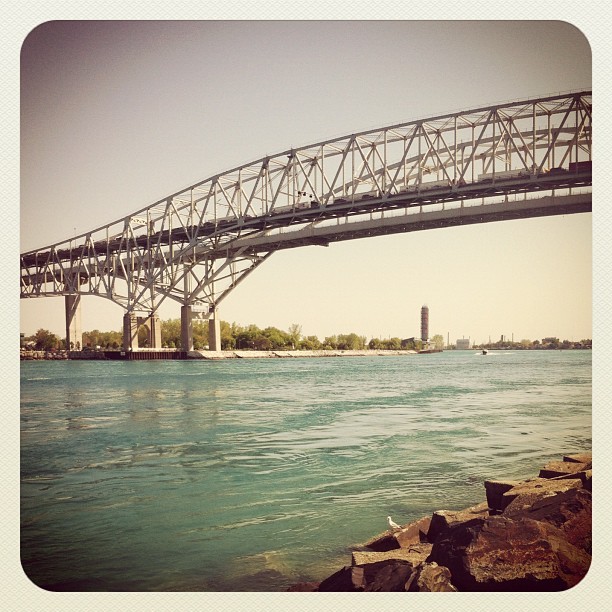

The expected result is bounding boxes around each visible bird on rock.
[387,516,401,530]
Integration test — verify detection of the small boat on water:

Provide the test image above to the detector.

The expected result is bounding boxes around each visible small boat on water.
[481,349,488,355]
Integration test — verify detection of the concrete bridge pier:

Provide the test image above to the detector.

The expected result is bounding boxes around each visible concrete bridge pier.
[181,304,222,352]
[181,305,193,352]
[208,307,221,352]
[123,312,162,351]
[141,314,162,349]
[123,313,138,351]
[65,294,82,350]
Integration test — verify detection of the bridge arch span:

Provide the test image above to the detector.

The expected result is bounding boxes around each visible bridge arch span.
[21,91,592,351]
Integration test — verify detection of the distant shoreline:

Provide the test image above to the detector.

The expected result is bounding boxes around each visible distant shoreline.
[187,349,421,360]
[20,347,591,361]
[20,348,421,361]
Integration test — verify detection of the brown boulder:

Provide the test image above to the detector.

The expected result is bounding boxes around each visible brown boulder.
[286,581,320,591]
[539,461,589,479]
[364,515,431,551]
[349,544,433,591]
[484,480,523,512]
[317,566,361,591]
[395,515,432,548]
[352,544,432,570]
[550,469,592,490]
[362,562,414,591]
[426,501,489,543]
[505,487,592,554]
[362,532,398,552]
[428,515,590,591]
[502,477,582,509]
[563,453,592,464]
[405,562,457,592]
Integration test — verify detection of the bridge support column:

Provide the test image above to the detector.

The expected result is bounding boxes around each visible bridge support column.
[65,294,82,351]
[208,308,221,352]
[181,305,193,352]
[149,314,162,348]
[123,313,138,352]
[138,314,162,348]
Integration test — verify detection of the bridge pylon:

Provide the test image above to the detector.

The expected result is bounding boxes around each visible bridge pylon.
[122,312,162,352]
[181,303,222,352]
[208,306,221,352]
[65,294,82,351]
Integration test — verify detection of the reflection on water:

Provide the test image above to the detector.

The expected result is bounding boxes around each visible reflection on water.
[21,351,591,591]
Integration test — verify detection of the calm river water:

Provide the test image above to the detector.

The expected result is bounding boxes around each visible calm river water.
[20,350,591,591]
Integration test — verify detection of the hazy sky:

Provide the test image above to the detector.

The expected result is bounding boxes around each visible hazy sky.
[19,20,593,343]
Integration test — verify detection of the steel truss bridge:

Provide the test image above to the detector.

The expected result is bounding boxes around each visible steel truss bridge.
[20,91,592,352]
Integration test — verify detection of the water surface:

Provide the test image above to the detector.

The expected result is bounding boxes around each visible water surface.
[20,350,592,591]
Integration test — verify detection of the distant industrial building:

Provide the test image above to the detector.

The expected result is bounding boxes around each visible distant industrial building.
[456,338,471,350]
[421,305,429,341]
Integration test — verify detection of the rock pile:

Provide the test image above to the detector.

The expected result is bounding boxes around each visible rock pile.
[288,452,591,592]
[20,350,68,360]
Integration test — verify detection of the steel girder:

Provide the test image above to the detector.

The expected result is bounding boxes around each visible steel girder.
[20,91,592,316]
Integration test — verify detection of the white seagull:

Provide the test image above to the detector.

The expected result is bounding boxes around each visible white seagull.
[387,516,401,530]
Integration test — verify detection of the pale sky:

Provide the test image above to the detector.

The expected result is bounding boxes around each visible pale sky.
[19,19,593,343]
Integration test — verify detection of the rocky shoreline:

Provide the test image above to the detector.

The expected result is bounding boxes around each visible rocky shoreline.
[289,452,592,592]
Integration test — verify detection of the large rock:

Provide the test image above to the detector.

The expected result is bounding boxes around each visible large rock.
[349,545,433,591]
[539,461,590,479]
[317,566,361,592]
[361,562,414,592]
[501,477,582,509]
[395,515,432,548]
[352,544,432,569]
[550,468,592,490]
[405,562,458,592]
[563,453,592,464]
[505,487,592,554]
[427,515,591,591]
[426,501,489,543]
[484,480,522,512]
[286,581,320,591]
[364,515,431,551]
[361,532,398,552]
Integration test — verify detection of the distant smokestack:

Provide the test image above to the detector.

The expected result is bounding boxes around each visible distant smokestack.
[421,305,429,341]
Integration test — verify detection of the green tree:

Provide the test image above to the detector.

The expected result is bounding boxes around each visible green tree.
[287,323,302,349]
[220,321,236,350]
[193,321,208,350]
[337,333,366,350]
[300,335,322,350]
[31,328,61,351]
[382,337,402,350]
[161,318,182,348]
[323,335,338,350]
[263,327,291,349]
[431,334,444,350]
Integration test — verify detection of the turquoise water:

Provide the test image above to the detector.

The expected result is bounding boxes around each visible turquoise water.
[20,350,592,591]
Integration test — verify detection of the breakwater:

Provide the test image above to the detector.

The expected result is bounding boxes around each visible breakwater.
[289,452,592,592]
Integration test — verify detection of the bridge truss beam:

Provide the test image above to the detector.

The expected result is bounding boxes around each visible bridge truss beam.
[20,91,592,350]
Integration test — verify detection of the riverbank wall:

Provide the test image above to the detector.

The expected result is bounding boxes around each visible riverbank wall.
[186,349,418,359]
[20,349,420,361]
[289,452,592,592]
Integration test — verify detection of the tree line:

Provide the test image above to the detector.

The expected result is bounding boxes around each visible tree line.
[21,320,427,352]
[21,322,591,352]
